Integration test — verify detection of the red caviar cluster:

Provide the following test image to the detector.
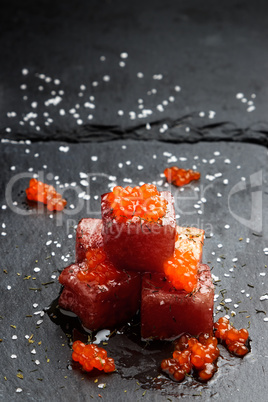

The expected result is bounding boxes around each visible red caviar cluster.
[162,318,250,383]
[161,333,219,382]
[77,247,119,285]
[106,184,167,223]
[26,178,67,211]
[214,317,249,357]
[164,167,200,187]
[163,249,198,292]
[72,340,115,373]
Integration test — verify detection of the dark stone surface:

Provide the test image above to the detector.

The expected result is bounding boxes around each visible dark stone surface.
[1,140,268,401]
[1,0,268,142]
[1,1,268,399]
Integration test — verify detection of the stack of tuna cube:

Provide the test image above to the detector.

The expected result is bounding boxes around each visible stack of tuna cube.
[59,189,214,339]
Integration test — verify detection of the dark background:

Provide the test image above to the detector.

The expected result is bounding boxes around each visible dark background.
[1,0,268,143]
[1,1,268,401]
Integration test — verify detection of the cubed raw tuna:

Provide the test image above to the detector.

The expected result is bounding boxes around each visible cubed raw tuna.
[59,261,141,331]
[101,191,176,273]
[76,218,103,262]
[141,264,214,340]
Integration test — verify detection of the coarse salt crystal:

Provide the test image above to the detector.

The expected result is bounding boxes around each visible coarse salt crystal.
[59,146,69,153]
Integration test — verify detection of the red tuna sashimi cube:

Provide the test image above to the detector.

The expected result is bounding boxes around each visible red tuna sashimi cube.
[101,191,176,273]
[59,261,141,331]
[141,264,214,340]
[76,218,103,262]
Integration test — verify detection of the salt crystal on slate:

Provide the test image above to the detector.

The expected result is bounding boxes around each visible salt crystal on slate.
[59,146,69,153]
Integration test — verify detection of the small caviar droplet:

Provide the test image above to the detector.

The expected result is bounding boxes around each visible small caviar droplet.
[214,317,250,357]
[163,249,198,292]
[77,247,120,285]
[107,184,167,223]
[162,333,220,383]
[72,340,115,373]
[164,167,200,187]
[25,178,67,211]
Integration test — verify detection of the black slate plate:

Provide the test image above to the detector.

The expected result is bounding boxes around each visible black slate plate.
[1,139,268,401]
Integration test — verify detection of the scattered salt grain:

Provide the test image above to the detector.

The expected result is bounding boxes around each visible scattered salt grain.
[153,74,163,80]
[93,329,110,345]
[34,267,40,273]
[208,110,216,119]
[59,146,69,153]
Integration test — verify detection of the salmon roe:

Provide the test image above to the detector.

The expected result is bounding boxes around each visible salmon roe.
[163,249,198,292]
[162,319,250,383]
[106,184,167,223]
[25,178,67,211]
[161,333,219,382]
[214,317,250,357]
[77,247,120,285]
[164,166,200,187]
[72,340,115,373]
